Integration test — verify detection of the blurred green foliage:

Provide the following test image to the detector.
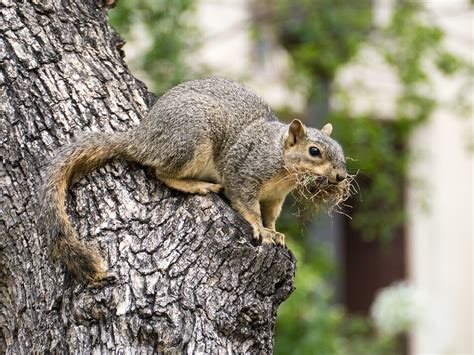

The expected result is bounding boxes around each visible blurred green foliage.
[275,211,399,355]
[109,0,197,95]
[331,114,407,242]
[275,0,372,82]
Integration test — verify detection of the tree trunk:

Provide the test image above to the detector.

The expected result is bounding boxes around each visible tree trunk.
[0,0,295,352]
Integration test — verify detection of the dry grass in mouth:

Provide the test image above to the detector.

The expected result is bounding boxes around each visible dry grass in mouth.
[292,172,358,218]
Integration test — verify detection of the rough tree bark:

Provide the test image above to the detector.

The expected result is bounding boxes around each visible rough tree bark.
[0,0,296,352]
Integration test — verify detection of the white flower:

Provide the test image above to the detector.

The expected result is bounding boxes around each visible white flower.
[370,281,421,336]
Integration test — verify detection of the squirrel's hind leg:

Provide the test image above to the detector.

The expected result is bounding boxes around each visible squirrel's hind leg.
[158,176,222,195]
[152,138,222,195]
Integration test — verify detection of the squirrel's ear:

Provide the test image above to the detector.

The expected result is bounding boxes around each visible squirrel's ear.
[286,119,306,146]
[321,123,333,136]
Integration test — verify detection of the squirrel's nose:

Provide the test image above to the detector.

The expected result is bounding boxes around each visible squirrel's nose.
[336,172,346,182]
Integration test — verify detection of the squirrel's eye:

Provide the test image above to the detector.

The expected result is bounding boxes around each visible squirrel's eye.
[309,147,321,157]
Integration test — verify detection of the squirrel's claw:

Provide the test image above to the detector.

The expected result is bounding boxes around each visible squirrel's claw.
[261,235,275,245]
[273,232,286,246]
[253,227,276,245]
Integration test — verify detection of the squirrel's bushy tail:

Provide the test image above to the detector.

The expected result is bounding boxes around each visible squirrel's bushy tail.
[40,132,127,282]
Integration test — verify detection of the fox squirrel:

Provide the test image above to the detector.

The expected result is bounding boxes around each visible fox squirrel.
[41,77,347,282]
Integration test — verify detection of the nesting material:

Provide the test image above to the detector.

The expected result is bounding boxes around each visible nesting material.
[292,172,357,217]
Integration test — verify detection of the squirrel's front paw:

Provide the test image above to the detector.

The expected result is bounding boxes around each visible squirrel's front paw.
[273,232,285,246]
[253,227,275,245]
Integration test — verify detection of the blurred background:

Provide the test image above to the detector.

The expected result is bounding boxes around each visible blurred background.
[109,1,473,354]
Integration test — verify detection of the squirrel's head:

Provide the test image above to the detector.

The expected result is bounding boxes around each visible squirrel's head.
[283,119,346,184]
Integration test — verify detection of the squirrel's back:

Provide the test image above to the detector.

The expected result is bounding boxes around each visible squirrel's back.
[144,77,275,133]
[131,77,277,168]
